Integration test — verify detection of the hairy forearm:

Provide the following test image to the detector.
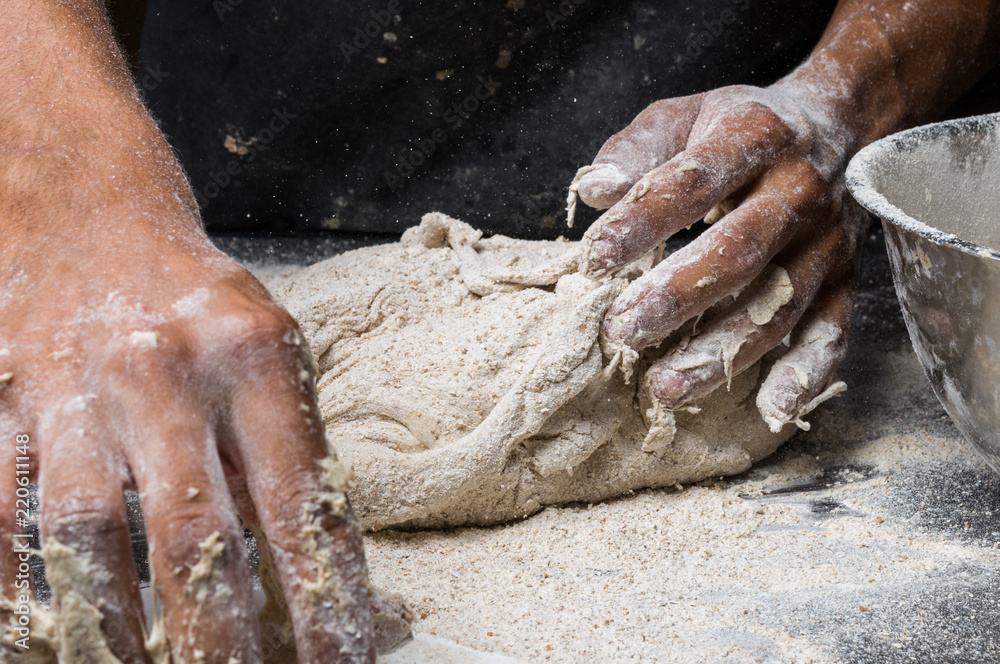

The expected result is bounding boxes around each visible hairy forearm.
[0,0,198,248]
[778,0,1000,149]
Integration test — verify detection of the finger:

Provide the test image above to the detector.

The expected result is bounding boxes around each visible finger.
[573,94,706,210]
[645,225,844,409]
[37,396,151,663]
[227,483,299,664]
[582,102,796,274]
[112,337,261,664]
[233,468,410,659]
[756,261,856,433]
[222,322,375,664]
[601,159,827,351]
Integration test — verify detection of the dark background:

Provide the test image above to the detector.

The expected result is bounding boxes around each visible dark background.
[129,0,1000,238]
[134,0,837,236]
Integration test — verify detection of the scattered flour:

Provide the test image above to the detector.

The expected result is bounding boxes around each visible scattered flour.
[361,350,998,663]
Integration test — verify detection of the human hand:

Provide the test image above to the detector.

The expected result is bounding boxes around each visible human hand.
[570,83,864,431]
[0,201,387,662]
[569,0,1000,429]
[0,2,389,656]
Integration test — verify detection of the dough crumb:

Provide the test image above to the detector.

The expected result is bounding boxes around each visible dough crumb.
[129,331,159,349]
[704,198,736,224]
[746,266,794,326]
[187,532,229,604]
[602,342,640,383]
[42,539,121,664]
[0,597,57,663]
[641,398,678,456]
[144,563,170,664]
[624,174,652,204]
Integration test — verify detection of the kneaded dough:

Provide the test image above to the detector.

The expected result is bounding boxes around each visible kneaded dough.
[264,213,796,531]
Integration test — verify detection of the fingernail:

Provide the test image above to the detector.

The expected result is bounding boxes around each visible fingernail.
[577,164,630,208]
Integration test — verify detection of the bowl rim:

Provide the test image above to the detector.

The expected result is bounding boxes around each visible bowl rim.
[845,112,1000,261]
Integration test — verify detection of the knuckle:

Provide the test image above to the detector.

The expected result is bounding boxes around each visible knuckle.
[715,95,798,150]
[45,500,126,544]
[264,460,355,540]
[107,325,193,378]
[740,100,781,124]
[232,307,299,349]
[221,307,309,378]
[266,465,324,526]
[152,509,240,572]
[787,162,829,208]
[758,161,826,226]
[210,298,300,354]
[640,98,676,123]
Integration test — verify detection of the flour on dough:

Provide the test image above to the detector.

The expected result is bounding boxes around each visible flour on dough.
[263,213,799,530]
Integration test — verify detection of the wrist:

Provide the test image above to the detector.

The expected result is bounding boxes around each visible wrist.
[772,10,908,152]
[0,0,204,250]
[1,98,202,243]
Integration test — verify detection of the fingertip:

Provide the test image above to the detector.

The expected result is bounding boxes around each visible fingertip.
[756,315,850,433]
[647,367,690,410]
[600,304,639,348]
[583,235,620,274]
[577,163,632,209]
[371,586,414,653]
[756,365,802,429]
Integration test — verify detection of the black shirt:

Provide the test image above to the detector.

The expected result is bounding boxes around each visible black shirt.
[137,1,892,237]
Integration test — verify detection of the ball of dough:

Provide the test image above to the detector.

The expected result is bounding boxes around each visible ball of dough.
[265,213,795,530]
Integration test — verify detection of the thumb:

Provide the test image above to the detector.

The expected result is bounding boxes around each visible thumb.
[571,93,705,215]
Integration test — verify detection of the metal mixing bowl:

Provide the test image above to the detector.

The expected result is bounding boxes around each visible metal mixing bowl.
[846,113,1000,470]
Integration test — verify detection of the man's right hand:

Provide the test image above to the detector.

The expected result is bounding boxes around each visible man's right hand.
[0,2,378,662]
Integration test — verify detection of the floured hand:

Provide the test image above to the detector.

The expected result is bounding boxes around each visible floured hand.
[569,0,1000,431]
[570,83,861,432]
[0,2,393,662]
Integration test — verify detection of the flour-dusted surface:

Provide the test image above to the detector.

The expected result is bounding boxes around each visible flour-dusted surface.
[261,213,796,530]
[364,350,1000,663]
